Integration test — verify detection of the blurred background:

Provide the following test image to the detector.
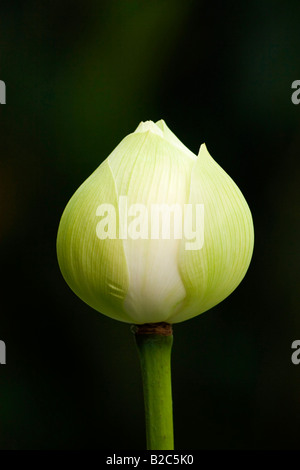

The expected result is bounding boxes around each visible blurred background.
[0,0,300,450]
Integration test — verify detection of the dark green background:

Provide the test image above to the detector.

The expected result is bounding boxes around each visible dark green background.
[1,0,300,449]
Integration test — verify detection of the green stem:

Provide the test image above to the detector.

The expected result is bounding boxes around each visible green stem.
[133,322,174,450]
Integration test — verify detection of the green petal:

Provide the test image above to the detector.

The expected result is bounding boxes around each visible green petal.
[56,159,131,323]
[171,144,254,323]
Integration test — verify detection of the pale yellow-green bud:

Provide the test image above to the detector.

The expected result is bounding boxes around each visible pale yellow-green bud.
[56,120,254,324]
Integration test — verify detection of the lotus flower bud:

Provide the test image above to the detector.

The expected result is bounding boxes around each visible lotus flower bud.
[57,120,254,324]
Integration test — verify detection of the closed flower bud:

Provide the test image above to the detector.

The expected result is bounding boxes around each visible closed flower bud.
[57,120,254,324]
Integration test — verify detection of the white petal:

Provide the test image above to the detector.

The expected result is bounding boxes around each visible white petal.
[108,127,194,323]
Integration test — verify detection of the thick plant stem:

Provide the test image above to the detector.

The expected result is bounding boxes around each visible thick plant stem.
[133,322,174,450]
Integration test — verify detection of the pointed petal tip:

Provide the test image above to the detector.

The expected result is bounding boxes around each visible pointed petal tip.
[155,119,167,129]
[134,120,163,137]
[198,142,208,155]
